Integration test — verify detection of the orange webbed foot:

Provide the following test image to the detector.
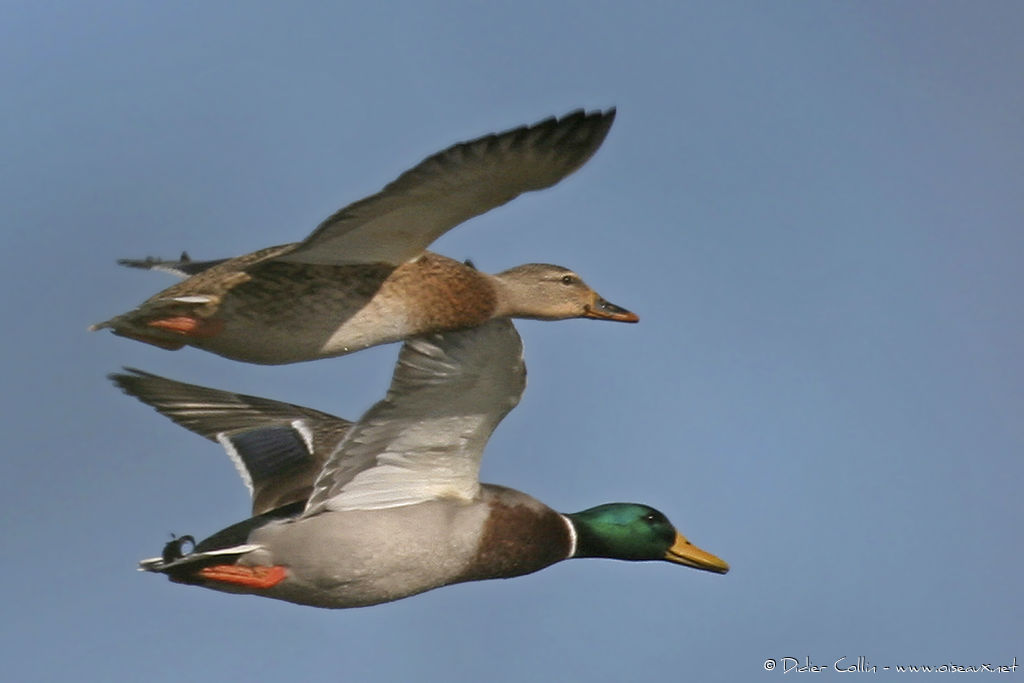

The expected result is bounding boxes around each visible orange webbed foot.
[147,316,224,338]
[196,564,287,589]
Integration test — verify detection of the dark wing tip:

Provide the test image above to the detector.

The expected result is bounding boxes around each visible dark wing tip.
[525,107,616,169]
[107,366,158,391]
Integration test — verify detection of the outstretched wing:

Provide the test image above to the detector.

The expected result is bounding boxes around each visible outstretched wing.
[109,369,351,515]
[303,319,526,515]
[278,109,615,266]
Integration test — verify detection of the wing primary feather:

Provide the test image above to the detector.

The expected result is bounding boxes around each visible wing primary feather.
[278,108,615,265]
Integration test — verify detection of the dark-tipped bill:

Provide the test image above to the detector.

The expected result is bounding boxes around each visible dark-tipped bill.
[665,533,730,574]
[585,297,639,323]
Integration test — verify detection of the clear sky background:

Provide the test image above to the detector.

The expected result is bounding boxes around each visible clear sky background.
[3,2,1021,681]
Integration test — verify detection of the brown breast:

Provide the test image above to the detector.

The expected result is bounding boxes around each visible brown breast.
[453,485,572,583]
[386,252,498,332]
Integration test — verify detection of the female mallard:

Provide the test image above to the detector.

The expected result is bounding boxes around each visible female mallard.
[121,320,728,609]
[92,109,637,365]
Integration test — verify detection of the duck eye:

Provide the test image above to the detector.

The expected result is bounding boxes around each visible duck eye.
[560,274,576,285]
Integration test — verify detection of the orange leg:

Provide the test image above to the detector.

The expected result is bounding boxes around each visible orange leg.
[196,564,287,589]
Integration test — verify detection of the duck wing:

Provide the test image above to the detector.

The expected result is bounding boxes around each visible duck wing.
[278,109,615,266]
[109,368,351,515]
[303,318,525,515]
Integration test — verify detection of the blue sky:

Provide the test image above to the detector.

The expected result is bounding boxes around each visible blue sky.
[3,2,1021,680]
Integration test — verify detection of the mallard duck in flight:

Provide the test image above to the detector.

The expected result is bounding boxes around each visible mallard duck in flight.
[92,110,637,365]
[119,320,727,609]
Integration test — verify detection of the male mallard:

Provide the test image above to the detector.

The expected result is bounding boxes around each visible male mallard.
[122,320,728,609]
[92,109,637,365]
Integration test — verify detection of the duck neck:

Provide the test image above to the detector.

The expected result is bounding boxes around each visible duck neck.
[487,274,534,319]
[559,514,580,558]
[563,513,610,559]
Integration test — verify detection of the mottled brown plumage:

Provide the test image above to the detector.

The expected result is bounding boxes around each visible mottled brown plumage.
[92,109,638,364]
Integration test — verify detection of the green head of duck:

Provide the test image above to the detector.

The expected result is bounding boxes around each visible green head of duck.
[566,503,729,573]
